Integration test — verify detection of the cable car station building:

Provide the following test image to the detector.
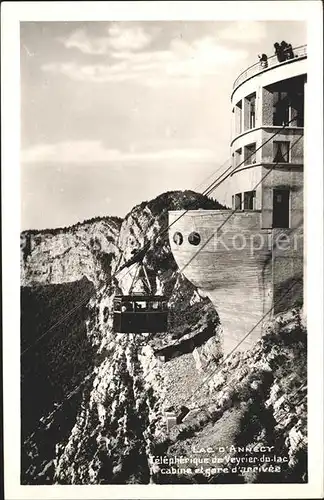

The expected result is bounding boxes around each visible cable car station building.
[169,45,307,355]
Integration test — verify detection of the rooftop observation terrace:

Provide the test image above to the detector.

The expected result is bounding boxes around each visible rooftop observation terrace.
[233,44,307,92]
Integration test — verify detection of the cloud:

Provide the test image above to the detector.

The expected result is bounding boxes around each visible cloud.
[108,24,153,51]
[218,22,267,42]
[43,36,248,86]
[61,24,152,54]
[21,140,217,164]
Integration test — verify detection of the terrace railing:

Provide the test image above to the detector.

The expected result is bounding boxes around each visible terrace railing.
[233,44,307,91]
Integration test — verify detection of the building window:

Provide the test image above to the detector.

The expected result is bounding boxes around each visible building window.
[244,190,256,210]
[235,148,242,169]
[114,300,121,312]
[244,143,256,166]
[135,301,148,311]
[235,100,242,135]
[273,91,290,126]
[234,193,243,210]
[245,93,256,130]
[173,232,183,245]
[272,88,304,127]
[188,232,201,246]
[273,141,290,163]
[291,91,304,127]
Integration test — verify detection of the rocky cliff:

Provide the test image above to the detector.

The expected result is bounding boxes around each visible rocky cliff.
[21,216,122,287]
[20,190,307,485]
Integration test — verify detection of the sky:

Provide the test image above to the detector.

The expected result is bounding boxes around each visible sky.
[20,20,306,230]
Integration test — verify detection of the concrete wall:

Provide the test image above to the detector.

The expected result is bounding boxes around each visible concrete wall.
[262,86,273,126]
[169,210,268,288]
[271,227,304,314]
[168,210,273,355]
[168,210,304,356]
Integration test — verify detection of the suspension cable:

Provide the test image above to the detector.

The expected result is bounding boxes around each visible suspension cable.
[181,277,303,409]
[204,115,298,198]
[177,135,303,281]
[173,135,303,407]
[21,120,302,357]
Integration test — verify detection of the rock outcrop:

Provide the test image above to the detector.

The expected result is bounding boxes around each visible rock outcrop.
[21,216,122,287]
[158,309,307,484]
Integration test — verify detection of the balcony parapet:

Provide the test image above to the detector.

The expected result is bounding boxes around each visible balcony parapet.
[230,125,304,148]
[232,44,307,94]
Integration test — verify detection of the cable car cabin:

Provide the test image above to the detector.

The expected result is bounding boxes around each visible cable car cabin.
[113,295,168,334]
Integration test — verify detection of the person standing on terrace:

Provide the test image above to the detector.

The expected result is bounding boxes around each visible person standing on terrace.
[258,53,268,68]
[286,43,294,59]
[274,42,285,62]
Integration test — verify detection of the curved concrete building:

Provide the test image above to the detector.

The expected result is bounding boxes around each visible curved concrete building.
[169,45,306,355]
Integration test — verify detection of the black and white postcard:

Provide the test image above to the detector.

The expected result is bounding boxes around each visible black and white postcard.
[2,1,323,499]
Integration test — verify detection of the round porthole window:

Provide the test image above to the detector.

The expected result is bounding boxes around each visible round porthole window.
[173,232,183,245]
[188,231,201,246]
